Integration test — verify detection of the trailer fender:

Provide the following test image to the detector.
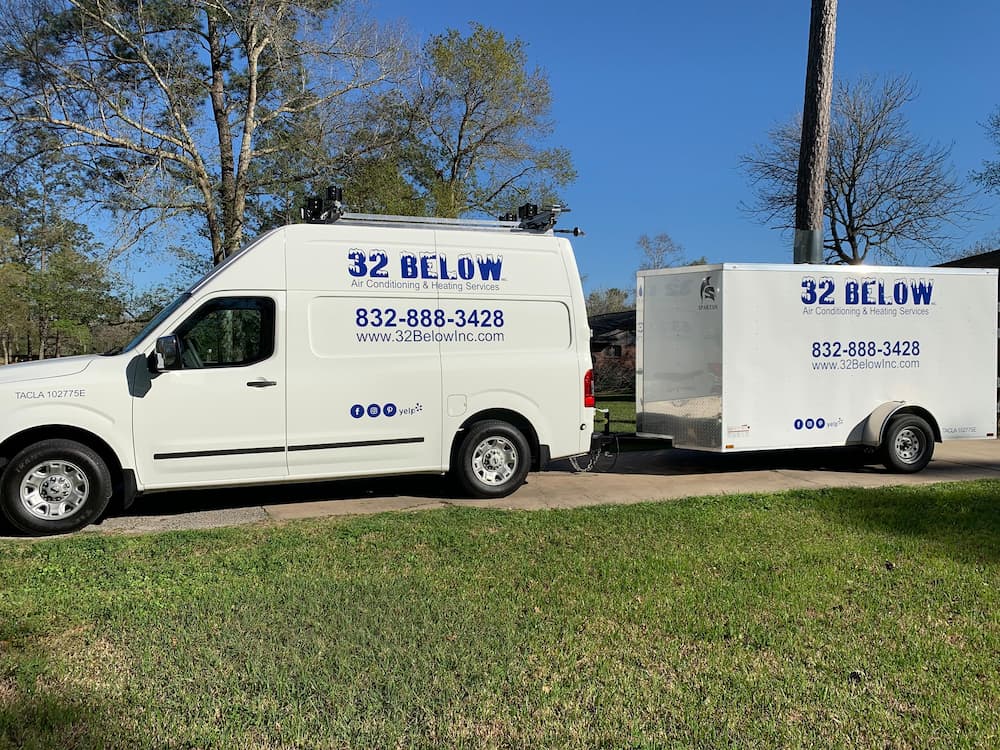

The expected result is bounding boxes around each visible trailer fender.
[860,402,941,447]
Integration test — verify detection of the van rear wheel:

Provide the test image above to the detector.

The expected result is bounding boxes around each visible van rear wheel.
[1,439,113,535]
[455,420,531,498]
[881,414,934,473]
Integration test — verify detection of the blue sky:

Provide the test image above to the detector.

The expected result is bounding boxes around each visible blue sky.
[372,0,1000,293]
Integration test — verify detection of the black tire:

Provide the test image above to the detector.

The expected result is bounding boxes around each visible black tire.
[881,414,935,473]
[454,420,531,498]
[0,439,113,535]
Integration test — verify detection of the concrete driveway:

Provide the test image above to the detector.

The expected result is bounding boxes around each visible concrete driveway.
[84,438,1000,535]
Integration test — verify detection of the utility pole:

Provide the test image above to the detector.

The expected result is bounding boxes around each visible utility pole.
[794,0,838,264]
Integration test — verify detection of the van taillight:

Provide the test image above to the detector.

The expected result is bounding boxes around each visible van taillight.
[584,369,595,408]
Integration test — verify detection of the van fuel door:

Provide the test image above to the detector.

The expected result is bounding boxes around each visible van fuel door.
[447,395,467,417]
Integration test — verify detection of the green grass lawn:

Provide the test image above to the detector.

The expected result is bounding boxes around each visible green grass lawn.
[595,397,636,432]
[2,481,999,749]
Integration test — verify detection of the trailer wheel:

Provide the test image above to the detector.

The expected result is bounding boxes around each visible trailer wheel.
[881,414,934,473]
[455,420,531,498]
[0,439,113,535]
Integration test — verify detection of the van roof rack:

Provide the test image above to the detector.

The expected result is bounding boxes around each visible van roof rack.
[300,188,577,235]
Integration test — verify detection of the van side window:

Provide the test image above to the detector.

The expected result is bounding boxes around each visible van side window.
[174,297,276,368]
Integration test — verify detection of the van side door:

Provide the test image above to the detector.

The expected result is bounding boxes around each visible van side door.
[283,292,444,479]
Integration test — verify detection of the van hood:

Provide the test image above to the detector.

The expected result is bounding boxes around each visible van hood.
[0,355,96,385]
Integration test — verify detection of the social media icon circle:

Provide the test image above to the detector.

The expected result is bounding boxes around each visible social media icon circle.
[350,404,365,419]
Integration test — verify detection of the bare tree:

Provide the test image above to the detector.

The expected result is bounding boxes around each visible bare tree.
[637,233,685,270]
[0,0,409,265]
[959,229,1000,258]
[973,107,1000,195]
[636,233,706,270]
[741,76,975,264]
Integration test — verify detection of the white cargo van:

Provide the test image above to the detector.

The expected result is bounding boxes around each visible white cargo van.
[636,263,998,470]
[0,211,595,534]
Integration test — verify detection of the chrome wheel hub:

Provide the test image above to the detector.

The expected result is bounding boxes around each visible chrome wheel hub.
[472,437,518,486]
[894,428,922,463]
[20,460,90,520]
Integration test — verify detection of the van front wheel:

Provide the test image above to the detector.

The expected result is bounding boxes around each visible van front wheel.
[1,440,113,535]
[455,420,531,498]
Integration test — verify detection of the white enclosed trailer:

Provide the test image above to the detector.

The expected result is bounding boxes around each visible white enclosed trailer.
[636,263,998,471]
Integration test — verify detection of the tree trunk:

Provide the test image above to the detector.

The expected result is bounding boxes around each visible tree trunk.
[794,0,837,263]
[36,320,47,360]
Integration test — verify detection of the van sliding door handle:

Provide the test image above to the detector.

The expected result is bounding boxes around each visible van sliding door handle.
[246,379,278,388]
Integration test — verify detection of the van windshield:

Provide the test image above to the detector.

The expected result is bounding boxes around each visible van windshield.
[109,293,192,355]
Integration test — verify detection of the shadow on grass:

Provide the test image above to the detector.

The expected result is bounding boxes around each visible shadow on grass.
[0,694,119,750]
[0,647,120,750]
[813,483,1000,565]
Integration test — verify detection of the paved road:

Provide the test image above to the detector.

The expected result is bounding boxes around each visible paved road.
[75,438,1000,535]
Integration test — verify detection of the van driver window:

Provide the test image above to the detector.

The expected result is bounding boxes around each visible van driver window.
[174,297,276,368]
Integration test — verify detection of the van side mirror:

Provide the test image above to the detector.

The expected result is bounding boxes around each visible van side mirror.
[154,335,181,371]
